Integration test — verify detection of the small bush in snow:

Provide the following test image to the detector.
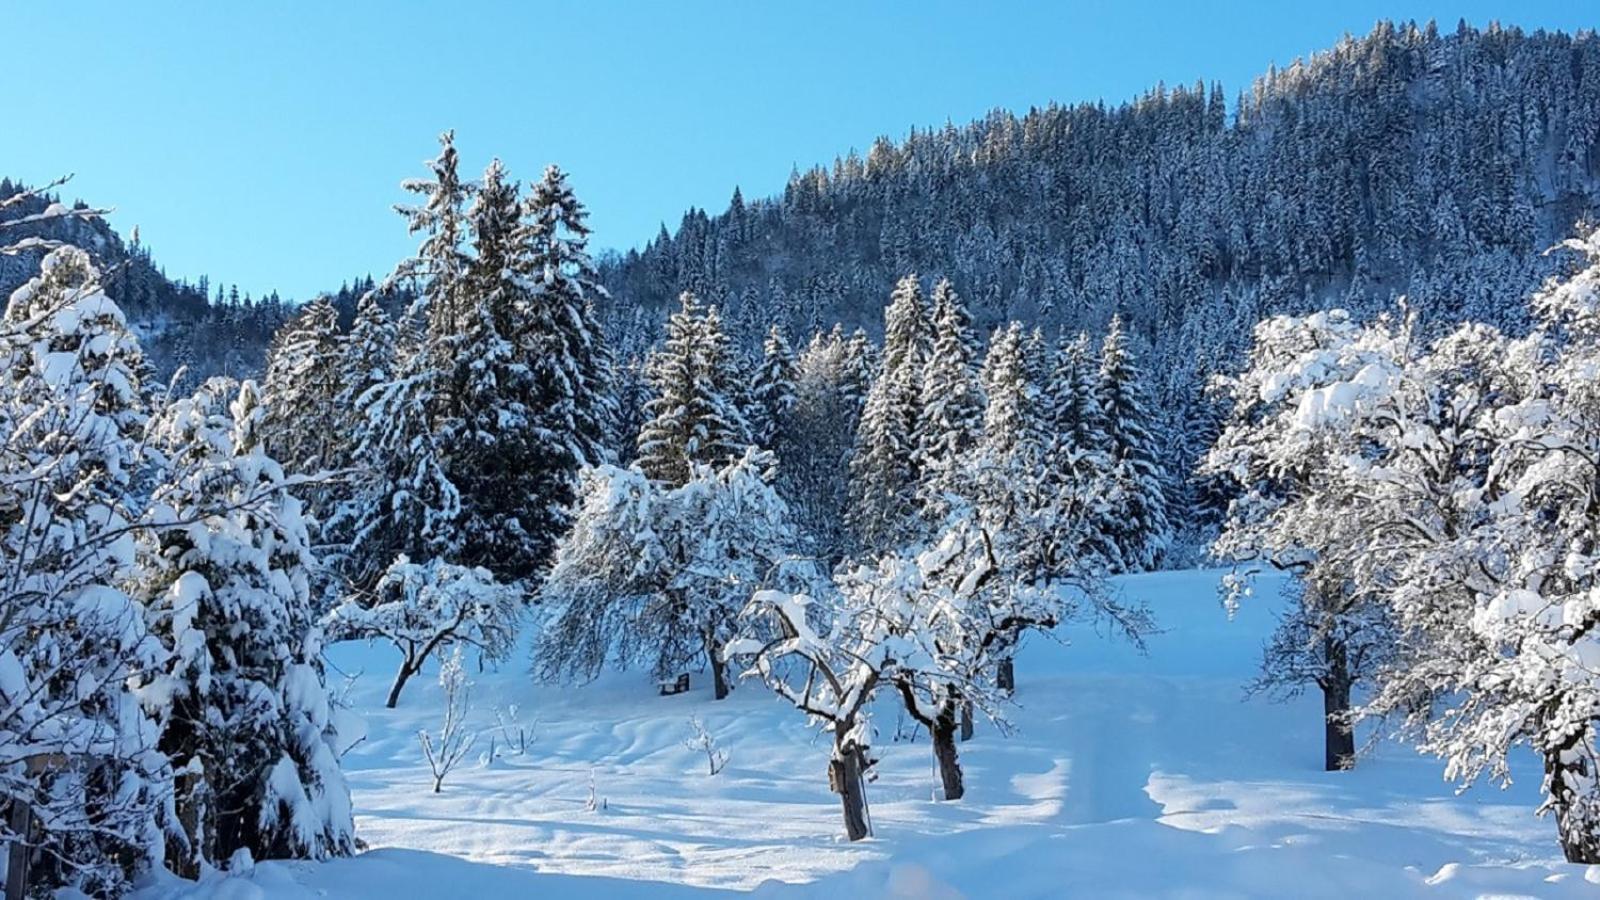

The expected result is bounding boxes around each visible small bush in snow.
[419,650,477,794]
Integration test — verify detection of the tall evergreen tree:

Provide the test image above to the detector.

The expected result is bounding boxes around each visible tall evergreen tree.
[1097,315,1172,570]
[261,294,342,481]
[915,278,983,513]
[848,276,932,550]
[752,324,798,449]
[636,292,751,486]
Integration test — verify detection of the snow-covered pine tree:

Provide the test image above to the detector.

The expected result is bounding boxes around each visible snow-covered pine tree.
[915,278,983,518]
[141,377,355,871]
[752,324,798,450]
[1097,315,1171,571]
[444,157,558,579]
[848,276,931,551]
[0,246,173,894]
[326,322,463,592]
[261,294,343,484]
[520,164,613,470]
[635,292,751,486]
[393,130,475,422]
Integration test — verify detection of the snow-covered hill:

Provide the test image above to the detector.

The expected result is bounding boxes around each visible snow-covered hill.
[137,569,1600,898]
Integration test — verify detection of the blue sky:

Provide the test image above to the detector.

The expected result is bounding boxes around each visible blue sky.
[3,2,1591,300]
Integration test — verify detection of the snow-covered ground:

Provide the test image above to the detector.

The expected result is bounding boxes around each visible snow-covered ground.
[139,569,1600,898]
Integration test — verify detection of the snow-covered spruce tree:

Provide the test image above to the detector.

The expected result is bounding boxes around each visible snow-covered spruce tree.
[781,327,870,563]
[915,278,983,519]
[635,292,751,486]
[1097,315,1171,571]
[261,294,343,486]
[752,324,797,450]
[393,130,475,404]
[325,322,463,593]
[1201,308,1407,772]
[444,157,559,579]
[323,555,520,708]
[0,246,173,893]
[521,164,614,471]
[969,323,1082,691]
[1046,331,1120,571]
[848,276,931,551]
[539,449,804,700]
[140,377,355,870]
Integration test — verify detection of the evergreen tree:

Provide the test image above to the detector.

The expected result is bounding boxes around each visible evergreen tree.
[636,292,751,486]
[848,276,932,551]
[1097,315,1171,570]
[752,324,797,448]
[142,378,355,871]
[915,278,983,513]
[261,294,342,481]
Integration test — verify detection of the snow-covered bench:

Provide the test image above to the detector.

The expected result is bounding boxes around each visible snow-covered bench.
[658,673,689,696]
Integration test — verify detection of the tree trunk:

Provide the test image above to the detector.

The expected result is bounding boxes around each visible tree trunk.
[959,700,974,741]
[931,708,965,801]
[1321,637,1354,771]
[831,744,872,841]
[1546,748,1600,863]
[387,658,418,709]
[708,637,730,701]
[997,656,1015,695]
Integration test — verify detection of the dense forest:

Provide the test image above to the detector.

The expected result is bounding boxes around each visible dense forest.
[600,20,1600,523]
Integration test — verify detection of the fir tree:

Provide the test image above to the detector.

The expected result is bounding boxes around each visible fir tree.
[1097,315,1171,571]
[636,292,751,486]
[915,278,983,513]
[752,324,797,448]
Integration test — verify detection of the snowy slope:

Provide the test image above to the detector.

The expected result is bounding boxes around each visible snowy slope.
[136,569,1600,898]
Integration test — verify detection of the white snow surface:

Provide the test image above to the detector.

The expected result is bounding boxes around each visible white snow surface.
[134,569,1600,898]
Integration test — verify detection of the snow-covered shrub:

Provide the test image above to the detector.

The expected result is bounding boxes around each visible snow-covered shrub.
[683,716,728,776]
[324,556,520,708]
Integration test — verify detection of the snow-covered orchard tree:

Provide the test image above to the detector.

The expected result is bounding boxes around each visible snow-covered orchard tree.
[1207,228,1600,861]
[539,449,806,700]
[139,377,356,870]
[0,245,174,893]
[1201,307,1408,771]
[725,589,888,840]
[323,556,521,708]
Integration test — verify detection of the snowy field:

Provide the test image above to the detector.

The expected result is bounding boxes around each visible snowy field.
[139,569,1600,898]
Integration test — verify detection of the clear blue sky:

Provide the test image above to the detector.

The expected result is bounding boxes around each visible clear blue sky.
[2,2,1591,300]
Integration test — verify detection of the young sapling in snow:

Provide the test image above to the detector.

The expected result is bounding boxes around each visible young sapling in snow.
[419,649,477,793]
[683,715,729,775]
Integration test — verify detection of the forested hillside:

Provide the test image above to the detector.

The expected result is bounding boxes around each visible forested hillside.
[0,178,380,387]
[600,20,1600,512]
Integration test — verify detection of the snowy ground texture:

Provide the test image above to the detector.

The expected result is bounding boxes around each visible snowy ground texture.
[136,569,1600,898]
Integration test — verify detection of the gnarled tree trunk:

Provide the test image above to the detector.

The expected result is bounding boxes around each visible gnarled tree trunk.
[997,656,1015,695]
[831,740,872,841]
[1545,742,1600,863]
[931,703,965,801]
[1321,636,1354,771]
[707,633,731,700]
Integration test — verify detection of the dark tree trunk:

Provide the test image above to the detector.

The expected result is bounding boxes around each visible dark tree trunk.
[1321,636,1354,771]
[1546,748,1600,863]
[708,637,730,701]
[959,700,974,741]
[931,707,965,801]
[997,657,1015,695]
[831,743,872,841]
[387,658,418,709]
